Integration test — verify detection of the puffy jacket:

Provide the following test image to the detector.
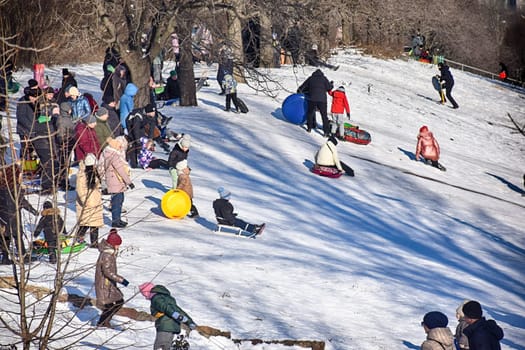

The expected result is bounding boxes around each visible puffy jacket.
[222,74,237,94]
[95,239,125,308]
[212,198,236,225]
[176,172,193,199]
[315,140,342,171]
[297,69,333,102]
[421,327,455,350]
[463,318,504,350]
[16,95,37,137]
[101,145,132,194]
[74,122,101,161]
[149,285,195,333]
[328,88,350,114]
[168,143,189,169]
[415,130,440,161]
[119,83,138,128]
[71,95,92,121]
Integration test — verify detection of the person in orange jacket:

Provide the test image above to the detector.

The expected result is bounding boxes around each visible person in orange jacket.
[328,86,350,139]
[415,125,445,171]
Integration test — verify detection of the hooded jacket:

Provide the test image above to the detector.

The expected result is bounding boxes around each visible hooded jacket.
[297,69,333,102]
[119,83,138,128]
[315,140,343,171]
[421,327,455,350]
[328,88,350,114]
[95,239,125,308]
[463,318,504,350]
[415,129,440,161]
[149,285,195,333]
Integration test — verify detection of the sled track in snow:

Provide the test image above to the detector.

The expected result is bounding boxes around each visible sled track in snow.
[350,154,525,209]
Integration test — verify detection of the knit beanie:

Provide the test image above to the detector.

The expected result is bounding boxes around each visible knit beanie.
[139,282,155,299]
[106,229,122,247]
[144,103,155,113]
[336,86,345,92]
[68,86,80,97]
[43,201,53,209]
[95,107,108,118]
[176,159,188,174]
[462,301,483,319]
[419,125,429,133]
[86,114,97,124]
[28,79,39,88]
[179,135,191,149]
[218,186,231,200]
[423,311,448,329]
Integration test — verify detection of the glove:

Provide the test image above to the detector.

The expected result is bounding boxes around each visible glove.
[128,183,135,190]
[121,279,129,287]
[346,113,350,118]
[171,312,188,323]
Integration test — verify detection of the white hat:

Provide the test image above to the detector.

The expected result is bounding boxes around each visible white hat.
[68,86,80,97]
[84,153,97,166]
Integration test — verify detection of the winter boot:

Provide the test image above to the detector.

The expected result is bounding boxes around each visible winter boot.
[90,228,99,248]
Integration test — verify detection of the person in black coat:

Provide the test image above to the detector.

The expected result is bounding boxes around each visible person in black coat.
[438,63,459,109]
[33,201,65,264]
[462,300,504,350]
[212,187,265,236]
[0,164,38,264]
[168,135,190,188]
[297,69,334,136]
[16,88,59,194]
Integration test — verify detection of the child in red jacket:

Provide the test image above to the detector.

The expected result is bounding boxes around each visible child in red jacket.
[328,86,351,139]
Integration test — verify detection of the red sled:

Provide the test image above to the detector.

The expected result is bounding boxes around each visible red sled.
[344,124,371,145]
[311,164,343,178]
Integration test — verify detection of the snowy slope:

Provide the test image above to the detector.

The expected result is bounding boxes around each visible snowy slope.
[0,49,524,349]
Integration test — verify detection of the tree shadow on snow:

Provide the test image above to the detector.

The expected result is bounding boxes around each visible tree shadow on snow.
[398,147,416,160]
[486,172,525,195]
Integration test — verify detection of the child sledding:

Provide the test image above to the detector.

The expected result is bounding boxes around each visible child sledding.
[312,136,355,177]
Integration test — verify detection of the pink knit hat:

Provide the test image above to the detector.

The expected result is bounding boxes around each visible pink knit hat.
[139,282,155,299]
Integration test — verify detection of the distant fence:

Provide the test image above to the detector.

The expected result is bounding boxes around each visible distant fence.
[443,58,524,88]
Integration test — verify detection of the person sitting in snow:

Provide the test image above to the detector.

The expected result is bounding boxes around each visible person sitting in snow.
[415,125,444,170]
[213,187,265,235]
[314,135,354,176]
[328,85,351,139]
[420,311,455,350]
[33,200,66,264]
[138,137,169,170]
[139,282,197,350]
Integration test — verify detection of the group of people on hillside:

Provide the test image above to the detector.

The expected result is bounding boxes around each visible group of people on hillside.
[421,300,504,350]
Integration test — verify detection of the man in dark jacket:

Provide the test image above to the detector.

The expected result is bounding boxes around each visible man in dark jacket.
[297,69,333,136]
[462,300,504,350]
[438,62,459,109]
[16,88,59,194]
[212,187,265,236]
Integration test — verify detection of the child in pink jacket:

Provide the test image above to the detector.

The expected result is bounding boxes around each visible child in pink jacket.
[415,125,445,170]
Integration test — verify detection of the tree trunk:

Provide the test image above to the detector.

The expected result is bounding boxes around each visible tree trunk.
[178,19,197,106]
[258,12,274,68]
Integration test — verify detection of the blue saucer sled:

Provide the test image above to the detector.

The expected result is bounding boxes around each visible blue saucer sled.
[282,93,308,125]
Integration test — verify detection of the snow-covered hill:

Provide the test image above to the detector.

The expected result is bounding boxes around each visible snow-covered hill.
[1,48,524,349]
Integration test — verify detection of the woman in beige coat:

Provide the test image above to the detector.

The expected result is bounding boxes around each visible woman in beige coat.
[76,153,103,247]
[421,311,455,350]
[94,229,129,328]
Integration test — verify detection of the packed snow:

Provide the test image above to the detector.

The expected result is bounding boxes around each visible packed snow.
[1,48,524,349]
